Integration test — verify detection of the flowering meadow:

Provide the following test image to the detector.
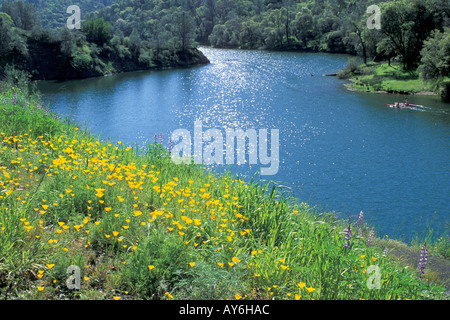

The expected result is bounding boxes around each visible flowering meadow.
[0,85,446,300]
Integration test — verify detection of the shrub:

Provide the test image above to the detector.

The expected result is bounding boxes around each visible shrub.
[337,58,361,79]
[347,58,360,74]
[71,53,93,70]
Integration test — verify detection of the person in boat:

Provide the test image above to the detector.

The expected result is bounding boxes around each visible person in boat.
[394,102,400,108]
[405,98,409,106]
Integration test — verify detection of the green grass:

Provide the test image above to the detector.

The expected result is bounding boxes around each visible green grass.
[341,62,436,94]
[0,83,447,300]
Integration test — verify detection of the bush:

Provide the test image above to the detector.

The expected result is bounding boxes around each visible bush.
[337,58,361,79]
[347,58,360,73]
[71,53,93,70]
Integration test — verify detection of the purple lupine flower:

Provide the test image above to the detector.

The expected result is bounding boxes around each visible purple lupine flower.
[367,228,375,246]
[154,134,158,143]
[418,244,428,278]
[357,211,364,225]
[344,225,352,249]
[356,211,364,237]
[168,139,173,154]
[159,133,163,145]
[382,247,389,257]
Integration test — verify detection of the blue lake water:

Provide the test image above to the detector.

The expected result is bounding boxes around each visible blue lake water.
[37,47,449,243]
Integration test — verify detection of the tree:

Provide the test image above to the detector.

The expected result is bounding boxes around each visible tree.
[240,19,263,49]
[263,9,287,49]
[292,10,314,48]
[177,11,196,51]
[58,27,76,56]
[0,12,28,63]
[342,0,381,64]
[82,18,113,46]
[0,14,13,58]
[376,37,395,66]
[381,0,439,70]
[1,0,40,31]
[418,28,450,87]
[128,29,141,53]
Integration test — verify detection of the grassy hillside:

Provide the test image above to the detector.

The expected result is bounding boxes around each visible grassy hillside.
[0,83,447,300]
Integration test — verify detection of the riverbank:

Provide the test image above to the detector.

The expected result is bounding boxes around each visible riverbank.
[338,61,445,97]
[0,11,210,82]
[27,47,210,81]
[0,83,448,300]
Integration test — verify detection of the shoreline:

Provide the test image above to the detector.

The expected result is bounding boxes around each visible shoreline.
[338,62,446,99]
[343,80,439,96]
[26,47,211,82]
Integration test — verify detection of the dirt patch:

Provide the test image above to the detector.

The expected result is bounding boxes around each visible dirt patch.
[381,241,450,296]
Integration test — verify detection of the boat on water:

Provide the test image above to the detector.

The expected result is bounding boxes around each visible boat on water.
[386,103,423,109]
[387,103,410,109]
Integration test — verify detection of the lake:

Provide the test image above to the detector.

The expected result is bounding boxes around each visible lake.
[36,47,449,243]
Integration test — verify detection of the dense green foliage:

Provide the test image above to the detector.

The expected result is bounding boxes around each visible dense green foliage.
[419,27,450,88]
[0,0,449,86]
[82,18,113,45]
[380,0,448,70]
[89,0,449,84]
[0,0,115,29]
[0,1,209,80]
[1,0,39,30]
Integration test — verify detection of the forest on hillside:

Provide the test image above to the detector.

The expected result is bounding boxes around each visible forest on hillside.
[0,0,210,81]
[0,0,449,86]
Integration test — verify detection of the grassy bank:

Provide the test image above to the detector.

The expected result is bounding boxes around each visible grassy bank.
[0,83,447,300]
[338,61,446,96]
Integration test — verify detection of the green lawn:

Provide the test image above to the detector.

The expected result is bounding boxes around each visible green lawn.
[346,62,435,94]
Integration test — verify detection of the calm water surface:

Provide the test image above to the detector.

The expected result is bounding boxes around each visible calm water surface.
[37,47,449,242]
